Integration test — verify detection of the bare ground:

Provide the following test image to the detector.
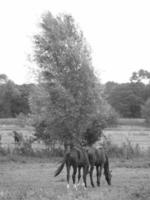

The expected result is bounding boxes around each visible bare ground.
[0,158,150,200]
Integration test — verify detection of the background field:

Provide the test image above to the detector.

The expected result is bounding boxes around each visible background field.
[104,118,150,150]
[0,118,150,151]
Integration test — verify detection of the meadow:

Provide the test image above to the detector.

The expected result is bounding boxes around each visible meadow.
[0,118,150,200]
[104,118,150,150]
[0,157,150,200]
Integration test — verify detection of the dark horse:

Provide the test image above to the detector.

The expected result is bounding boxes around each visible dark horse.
[86,147,112,187]
[13,131,23,145]
[54,145,89,189]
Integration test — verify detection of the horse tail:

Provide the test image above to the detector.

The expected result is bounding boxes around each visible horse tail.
[54,158,66,177]
[54,153,69,177]
[104,153,109,175]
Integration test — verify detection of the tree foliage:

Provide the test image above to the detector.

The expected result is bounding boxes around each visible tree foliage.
[141,98,150,123]
[130,69,150,83]
[0,74,31,118]
[105,82,145,118]
[32,12,104,144]
[83,118,104,146]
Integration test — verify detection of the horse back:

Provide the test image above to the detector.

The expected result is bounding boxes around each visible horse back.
[87,147,107,165]
[68,147,89,166]
[75,147,89,166]
[86,147,97,164]
[95,148,106,164]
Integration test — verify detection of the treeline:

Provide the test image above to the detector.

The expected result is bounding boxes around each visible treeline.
[104,70,150,118]
[0,69,150,118]
[1,70,150,120]
[0,74,32,118]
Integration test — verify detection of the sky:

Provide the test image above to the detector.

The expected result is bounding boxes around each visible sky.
[0,0,150,84]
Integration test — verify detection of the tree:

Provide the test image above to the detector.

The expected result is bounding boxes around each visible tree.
[106,83,144,118]
[0,77,20,117]
[0,74,8,84]
[130,69,150,83]
[83,118,104,146]
[0,74,31,118]
[14,84,31,115]
[32,12,104,145]
[104,81,119,99]
[141,98,150,123]
[145,84,150,101]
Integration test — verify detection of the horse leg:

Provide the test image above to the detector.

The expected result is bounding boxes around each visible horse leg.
[77,166,82,186]
[96,165,100,186]
[66,164,71,189]
[99,165,103,186]
[82,166,88,189]
[72,165,77,190]
[90,165,95,187]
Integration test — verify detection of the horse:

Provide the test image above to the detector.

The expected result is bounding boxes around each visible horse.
[13,131,23,145]
[54,144,89,189]
[86,146,112,187]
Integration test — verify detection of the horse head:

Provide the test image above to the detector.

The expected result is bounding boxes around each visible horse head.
[105,170,112,185]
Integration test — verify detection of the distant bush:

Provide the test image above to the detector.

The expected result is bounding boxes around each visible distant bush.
[106,138,143,159]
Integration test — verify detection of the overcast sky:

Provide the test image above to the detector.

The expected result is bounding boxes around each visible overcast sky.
[0,0,150,84]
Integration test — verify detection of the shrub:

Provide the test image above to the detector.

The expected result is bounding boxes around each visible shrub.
[105,138,143,159]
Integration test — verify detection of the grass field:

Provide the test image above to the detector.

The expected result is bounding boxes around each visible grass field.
[0,158,150,200]
[104,118,150,150]
[0,118,150,199]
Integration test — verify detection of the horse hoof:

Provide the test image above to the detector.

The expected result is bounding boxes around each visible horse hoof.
[73,184,77,191]
[82,183,85,187]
